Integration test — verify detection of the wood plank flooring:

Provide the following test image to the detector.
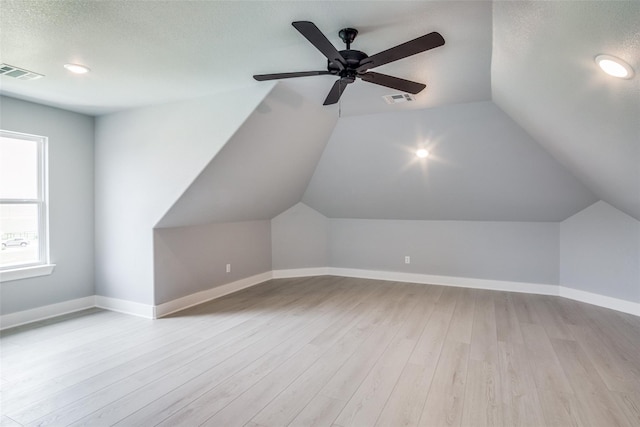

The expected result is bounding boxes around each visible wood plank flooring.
[1,276,640,426]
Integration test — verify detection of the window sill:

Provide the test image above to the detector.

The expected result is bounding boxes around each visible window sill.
[0,264,56,282]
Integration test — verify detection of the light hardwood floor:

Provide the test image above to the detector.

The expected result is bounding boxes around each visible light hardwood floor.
[1,276,640,426]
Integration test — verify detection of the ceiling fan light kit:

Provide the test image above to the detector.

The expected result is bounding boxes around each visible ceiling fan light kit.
[253,21,445,105]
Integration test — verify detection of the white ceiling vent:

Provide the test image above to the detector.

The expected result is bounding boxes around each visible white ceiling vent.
[382,93,416,104]
[0,64,44,81]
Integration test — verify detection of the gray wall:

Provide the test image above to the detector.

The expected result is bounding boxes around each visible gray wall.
[0,96,94,314]
[154,220,271,304]
[560,201,640,302]
[329,219,559,285]
[271,202,328,270]
[94,85,273,305]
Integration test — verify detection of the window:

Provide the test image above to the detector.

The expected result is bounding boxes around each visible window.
[0,130,53,280]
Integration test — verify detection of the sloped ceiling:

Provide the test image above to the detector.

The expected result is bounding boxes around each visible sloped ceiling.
[492,1,640,220]
[156,84,337,228]
[1,1,638,222]
[303,101,597,221]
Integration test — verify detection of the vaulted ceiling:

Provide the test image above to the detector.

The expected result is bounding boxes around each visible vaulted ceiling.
[303,101,597,221]
[491,1,639,220]
[156,83,337,228]
[1,1,638,221]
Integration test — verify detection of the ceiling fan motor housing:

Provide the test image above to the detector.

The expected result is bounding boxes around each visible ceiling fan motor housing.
[326,27,367,79]
[328,50,368,78]
[253,21,444,105]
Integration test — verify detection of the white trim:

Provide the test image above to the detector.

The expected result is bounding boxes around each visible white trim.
[95,296,155,319]
[272,267,329,279]
[154,271,273,318]
[0,263,56,282]
[0,296,94,330]
[0,129,51,270]
[4,270,638,330]
[325,267,559,296]
[272,267,640,317]
[560,286,640,317]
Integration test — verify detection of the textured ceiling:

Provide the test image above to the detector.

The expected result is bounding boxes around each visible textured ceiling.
[1,0,638,222]
[0,0,491,116]
[492,1,640,220]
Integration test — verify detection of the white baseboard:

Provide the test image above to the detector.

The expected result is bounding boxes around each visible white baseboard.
[559,286,640,317]
[326,267,559,296]
[154,271,273,318]
[272,267,329,279]
[0,273,274,329]
[273,267,639,317]
[95,296,155,319]
[0,296,95,330]
[4,269,638,330]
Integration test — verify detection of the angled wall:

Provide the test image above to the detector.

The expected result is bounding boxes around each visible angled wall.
[0,96,95,316]
[560,201,640,303]
[272,202,329,271]
[94,84,273,305]
[151,84,337,304]
[271,201,639,312]
[154,220,271,305]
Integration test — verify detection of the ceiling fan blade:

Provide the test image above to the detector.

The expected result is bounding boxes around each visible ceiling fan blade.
[292,21,345,71]
[356,32,445,72]
[323,78,351,105]
[253,71,332,81]
[359,72,426,94]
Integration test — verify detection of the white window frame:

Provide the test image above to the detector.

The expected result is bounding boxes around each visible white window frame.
[0,129,54,282]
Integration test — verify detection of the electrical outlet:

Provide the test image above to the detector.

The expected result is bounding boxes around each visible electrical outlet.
[405,256,410,264]
[226,263,231,273]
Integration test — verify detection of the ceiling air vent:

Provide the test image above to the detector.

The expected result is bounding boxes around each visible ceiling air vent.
[0,64,44,80]
[382,93,416,104]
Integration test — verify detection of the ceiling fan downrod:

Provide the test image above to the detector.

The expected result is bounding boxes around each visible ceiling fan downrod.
[338,28,358,49]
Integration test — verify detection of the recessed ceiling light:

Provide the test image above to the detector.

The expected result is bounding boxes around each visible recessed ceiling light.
[416,149,429,158]
[595,54,634,79]
[64,63,90,74]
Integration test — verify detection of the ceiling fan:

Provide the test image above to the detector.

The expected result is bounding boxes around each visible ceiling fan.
[253,21,445,105]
